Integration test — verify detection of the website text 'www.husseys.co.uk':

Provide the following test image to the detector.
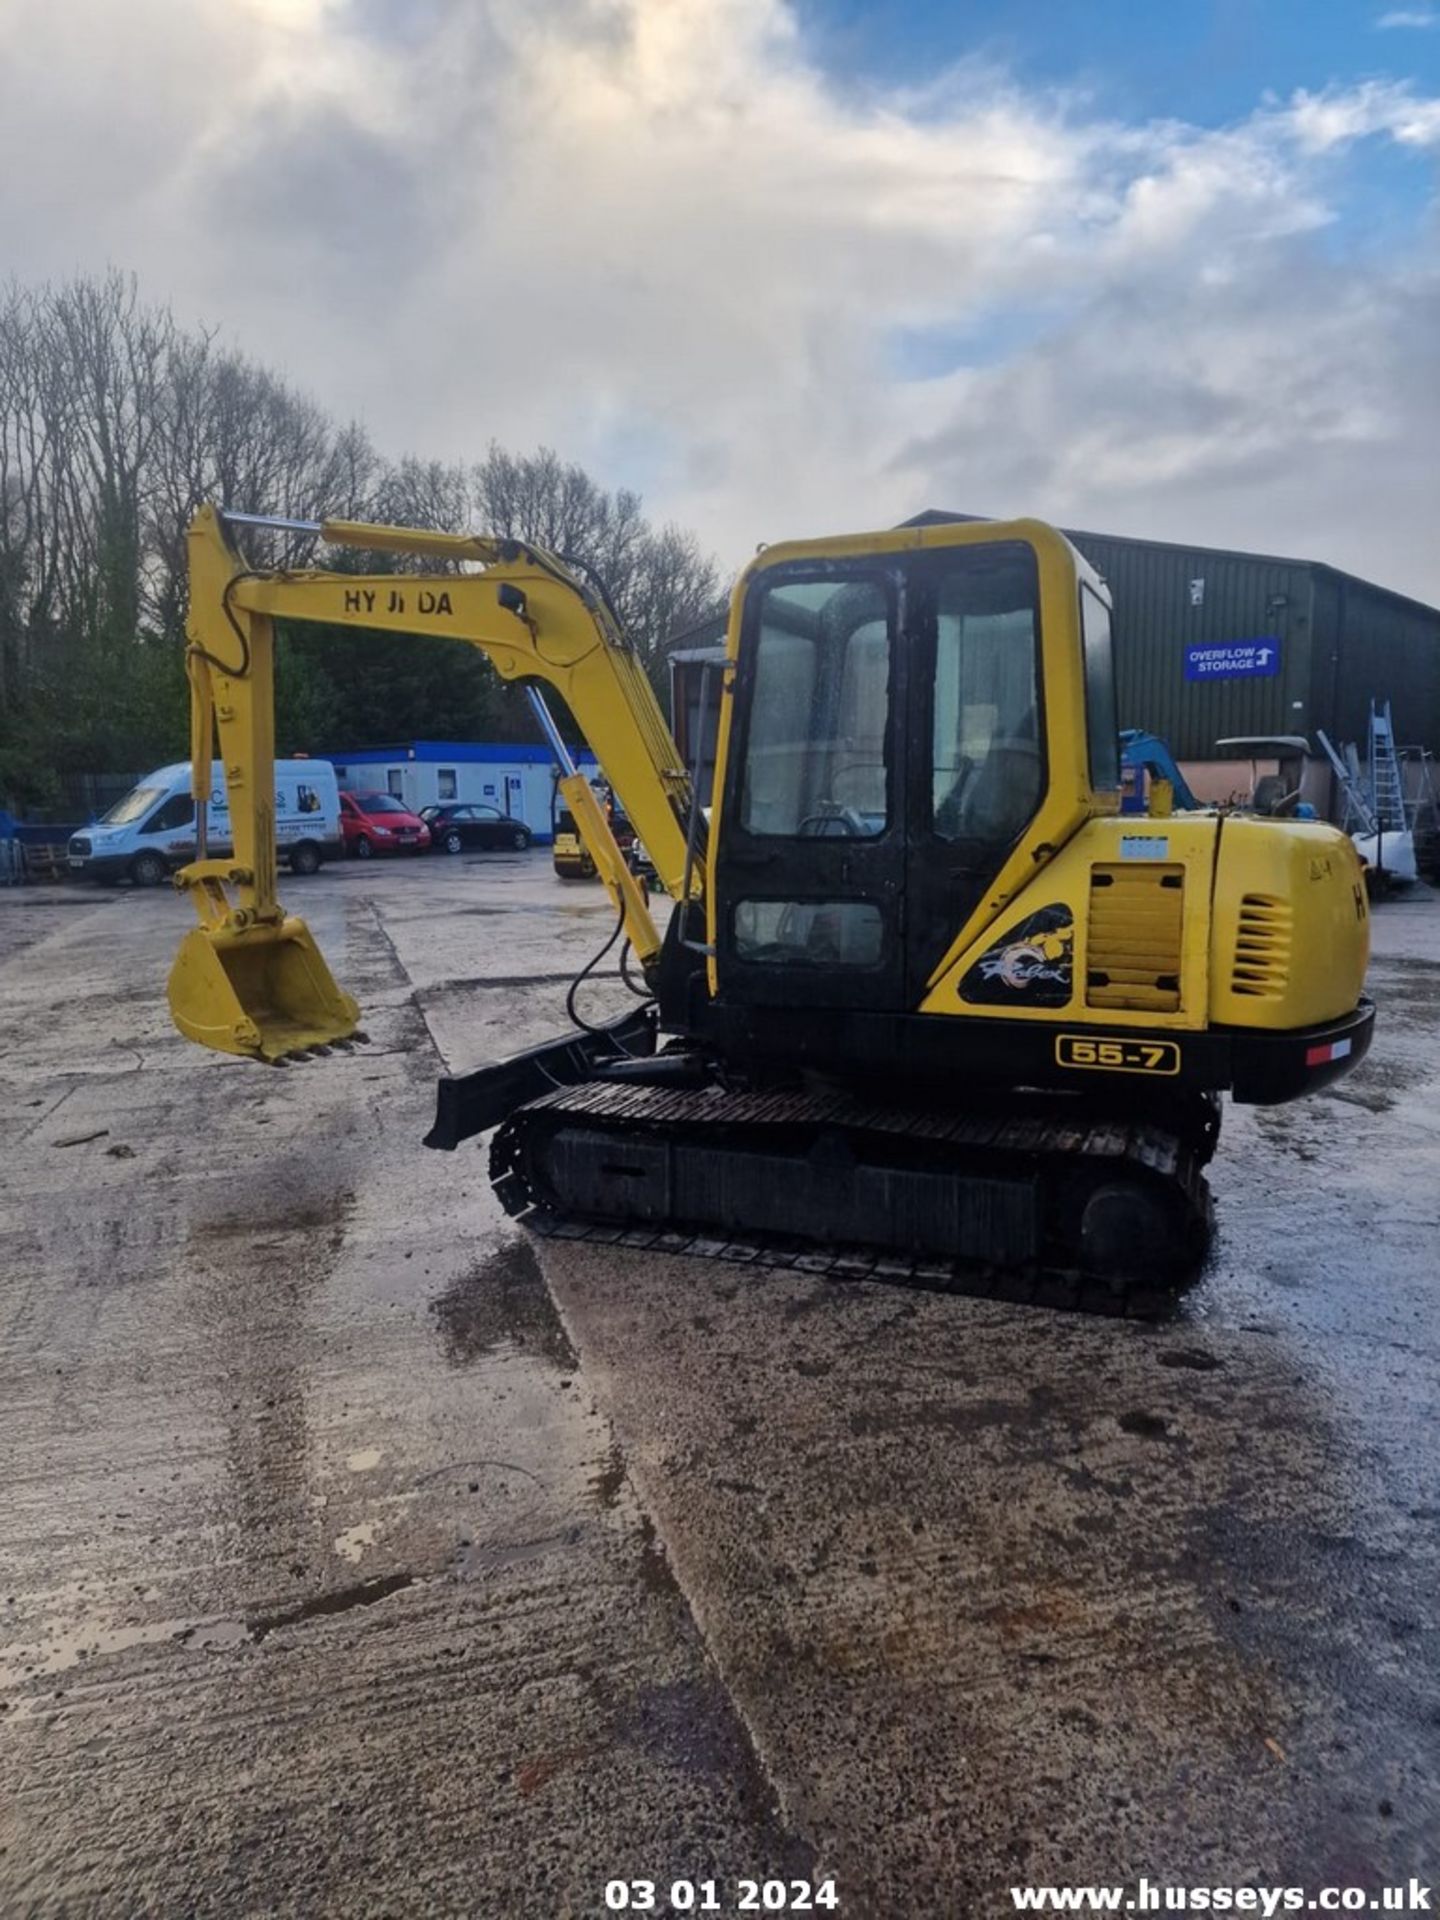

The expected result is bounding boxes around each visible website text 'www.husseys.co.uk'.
[1010,1879,1432,1915]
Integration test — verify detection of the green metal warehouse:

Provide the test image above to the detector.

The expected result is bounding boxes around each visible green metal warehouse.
[669,515,1440,775]
[1056,524,1440,762]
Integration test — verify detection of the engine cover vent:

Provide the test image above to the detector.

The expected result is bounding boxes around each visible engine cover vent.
[1230,893,1292,1000]
[1086,865,1184,1013]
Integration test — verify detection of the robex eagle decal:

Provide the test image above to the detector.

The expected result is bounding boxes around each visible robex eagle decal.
[960,905,1073,1007]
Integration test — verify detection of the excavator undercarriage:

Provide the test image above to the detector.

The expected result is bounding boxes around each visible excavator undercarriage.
[488,1075,1216,1316]
[429,971,1368,1314]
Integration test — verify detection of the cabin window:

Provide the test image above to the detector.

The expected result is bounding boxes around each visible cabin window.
[739,571,893,839]
[1081,587,1120,792]
[930,548,1042,848]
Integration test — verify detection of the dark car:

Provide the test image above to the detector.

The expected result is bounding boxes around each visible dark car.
[420,803,533,855]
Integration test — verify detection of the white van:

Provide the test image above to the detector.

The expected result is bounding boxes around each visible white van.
[67,759,343,887]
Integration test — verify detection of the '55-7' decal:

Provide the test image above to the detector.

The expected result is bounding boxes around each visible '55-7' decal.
[1056,1035,1180,1074]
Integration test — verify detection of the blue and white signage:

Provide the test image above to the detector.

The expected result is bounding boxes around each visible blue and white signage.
[1184,638,1282,682]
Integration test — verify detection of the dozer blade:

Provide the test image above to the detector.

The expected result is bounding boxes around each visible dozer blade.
[167,918,361,1062]
[424,1005,658,1150]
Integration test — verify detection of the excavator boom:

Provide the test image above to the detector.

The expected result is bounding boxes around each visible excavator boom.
[170,505,697,1060]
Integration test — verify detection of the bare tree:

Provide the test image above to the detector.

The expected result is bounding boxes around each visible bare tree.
[146,334,380,634]
[35,272,175,651]
[0,273,722,805]
[0,283,75,674]
[371,456,469,538]
[471,443,721,671]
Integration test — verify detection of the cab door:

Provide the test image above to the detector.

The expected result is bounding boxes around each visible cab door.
[714,558,910,1010]
[904,540,1048,1001]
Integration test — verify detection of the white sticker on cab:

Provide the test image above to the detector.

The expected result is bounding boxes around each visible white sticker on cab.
[1120,836,1170,860]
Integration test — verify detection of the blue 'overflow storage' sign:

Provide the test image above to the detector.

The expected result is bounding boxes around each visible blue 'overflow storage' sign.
[1184,638,1282,682]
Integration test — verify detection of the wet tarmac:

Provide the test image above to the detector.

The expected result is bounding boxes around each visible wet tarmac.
[1,856,1436,1915]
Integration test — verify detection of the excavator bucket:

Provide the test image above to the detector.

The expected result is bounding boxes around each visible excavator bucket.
[167,917,361,1062]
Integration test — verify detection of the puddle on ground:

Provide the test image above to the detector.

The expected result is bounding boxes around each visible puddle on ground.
[425,971,592,994]
[0,1617,200,1689]
[609,1676,819,1871]
[333,1519,380,1563]
[248,1572,415,1641]
[636,1514,680,1598]
[1364,958,1440,1030]
[0,1576,420,1686]
[452,1531,574,1577]
[590,1443,626,1510]
[198,1189,357,1239]
[431,1235,577,1370]
[175,1617,252,1651]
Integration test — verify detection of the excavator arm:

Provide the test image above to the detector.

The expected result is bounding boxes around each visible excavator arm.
[168,504,700,1061]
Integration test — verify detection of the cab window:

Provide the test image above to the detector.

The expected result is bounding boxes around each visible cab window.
[1081,586,1120,791]
[930,548,1042,848]
[739,572,892,838]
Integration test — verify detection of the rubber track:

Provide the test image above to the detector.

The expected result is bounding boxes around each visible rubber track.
[490,1080,1214,1321]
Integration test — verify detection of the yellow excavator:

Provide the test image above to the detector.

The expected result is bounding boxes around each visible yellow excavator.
[167,505,1373,1309]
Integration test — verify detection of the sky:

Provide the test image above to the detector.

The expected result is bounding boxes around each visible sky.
[1,0,1437,599]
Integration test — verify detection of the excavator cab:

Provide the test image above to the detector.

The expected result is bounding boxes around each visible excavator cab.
[711,530,1089,1013]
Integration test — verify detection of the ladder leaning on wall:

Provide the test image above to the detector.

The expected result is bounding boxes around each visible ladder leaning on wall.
[1368,700,1407,834]
[1317,729,1377,835]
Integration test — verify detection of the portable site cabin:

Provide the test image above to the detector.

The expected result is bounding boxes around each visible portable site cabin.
[325,742,602,842]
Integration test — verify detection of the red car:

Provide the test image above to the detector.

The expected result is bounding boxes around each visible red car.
[339,791,431,858]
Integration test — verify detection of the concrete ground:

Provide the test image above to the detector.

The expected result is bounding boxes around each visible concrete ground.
[1,853,1436,1917]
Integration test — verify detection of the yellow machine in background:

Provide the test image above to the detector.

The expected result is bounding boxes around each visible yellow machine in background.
[551,807,596,880]
[168,506,1373,1305]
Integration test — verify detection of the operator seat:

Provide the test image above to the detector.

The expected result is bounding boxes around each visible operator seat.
[956,737,1042,845]
[936,707,1043,848]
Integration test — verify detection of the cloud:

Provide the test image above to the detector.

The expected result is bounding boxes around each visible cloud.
[1376,8,1437,27]
[1285,78,1440,150]
[0,0,1437,601]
